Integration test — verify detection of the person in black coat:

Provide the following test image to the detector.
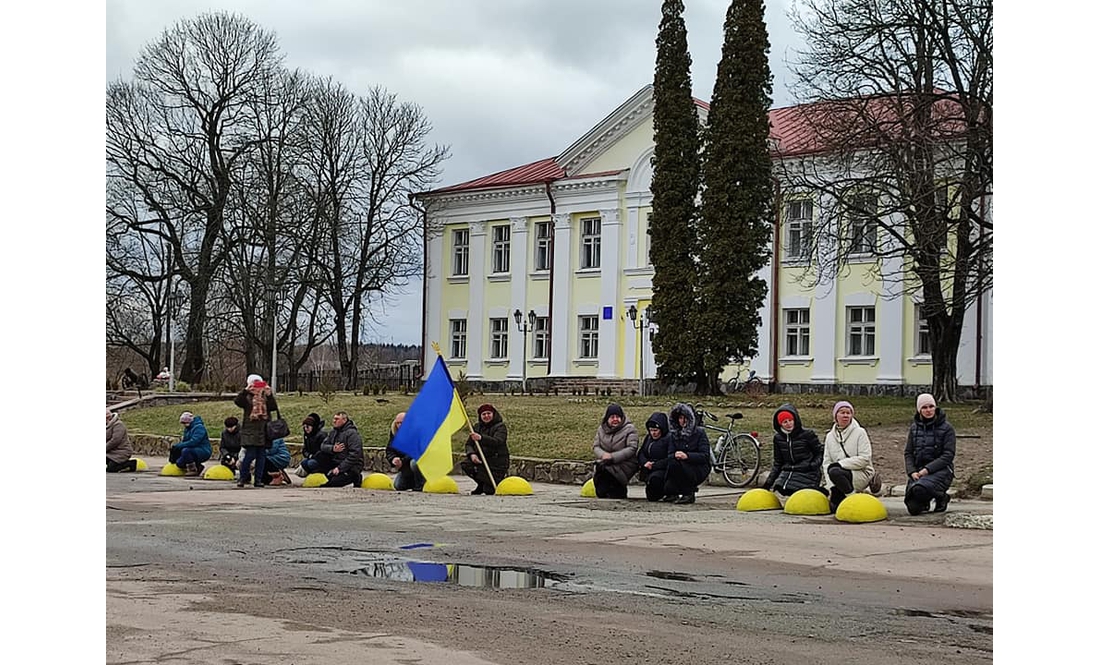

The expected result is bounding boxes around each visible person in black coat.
[637,412,671,502]
[294,412,327,477]
[219,417,242,472]
[461,403,510,495]
[386,411,425,491]
[762,404,825,496]
[661,403,712,504]
[904,393,957,515]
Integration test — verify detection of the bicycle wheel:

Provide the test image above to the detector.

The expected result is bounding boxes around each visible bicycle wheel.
[745,378,766,398]
[717,434,761,488]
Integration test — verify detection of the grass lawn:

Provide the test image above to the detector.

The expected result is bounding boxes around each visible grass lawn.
[120,392,993,467]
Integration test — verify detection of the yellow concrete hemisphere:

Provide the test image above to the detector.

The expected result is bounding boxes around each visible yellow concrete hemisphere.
[159,463,185,476]
[580,478,596,497]
[203,465,235,481]
[495,476,533,496]
[736,488,783,511]
[423,476,460,494]
[783,488,832,515]
[835,493,888,523]
[134,458,148,471]
[361,473,395,490]
[302,472,329,487]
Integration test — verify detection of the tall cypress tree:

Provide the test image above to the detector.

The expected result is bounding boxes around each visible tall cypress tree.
[649,0,705,388]
[697,0,774,394]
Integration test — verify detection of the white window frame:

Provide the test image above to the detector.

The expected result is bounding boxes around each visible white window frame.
[452,229,469,276]
[915,304,931,356]
[534,221,551,272]
[785,200,812,260]
[846,306,876,357]
[783,308,811,357]
[450,319,467,359]
[489,318,509,359]
[645,212,653,266]
[578,315,599,359]
[580,217,601,270]
[849,195,878,255]
[491,225,510,274]
[532,316,549,359]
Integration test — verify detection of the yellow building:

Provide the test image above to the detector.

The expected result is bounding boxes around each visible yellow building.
[413,86,992,394]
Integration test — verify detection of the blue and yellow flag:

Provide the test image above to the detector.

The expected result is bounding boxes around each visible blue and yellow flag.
[390,356,468,482]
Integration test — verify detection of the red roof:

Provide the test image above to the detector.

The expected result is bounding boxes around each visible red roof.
[431,157,564,194]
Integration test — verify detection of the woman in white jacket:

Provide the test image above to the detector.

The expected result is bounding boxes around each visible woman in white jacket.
[822,401,879,513]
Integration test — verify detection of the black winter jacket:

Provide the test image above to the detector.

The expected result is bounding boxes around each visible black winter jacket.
[904,408,956,494]
[668,403,711,470]
[219,427,242,458]
[466,406,510,478]
[301,413,326,460]
[763,404,823,493]
[321,419,365,475]
[637,412,671,481]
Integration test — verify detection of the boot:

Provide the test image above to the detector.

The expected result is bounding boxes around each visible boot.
[933,494,950,513]
[673,494,695,505]
[829,487,845,514]
[125,459,138,473]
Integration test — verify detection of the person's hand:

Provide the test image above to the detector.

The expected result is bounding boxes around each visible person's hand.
[644,461,653,470]
[470,454,481,465]
[911,471,922,481]
[334,442,346,453]
[674,451,687,460]
[601,452,613,462]
[471,433,482,442]
[329,467,340,476]
[392,457,403,469]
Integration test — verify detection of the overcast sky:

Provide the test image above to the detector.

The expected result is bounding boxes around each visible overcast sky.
[106,0,805,345]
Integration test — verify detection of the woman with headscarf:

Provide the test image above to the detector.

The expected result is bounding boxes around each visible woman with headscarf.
[904,393,956,515]
[662,403,712,504]
[233,373,279,489]
[637,412,671,502]
[822,400,878,513]
[591,403,639,499]
[461,404,510,495]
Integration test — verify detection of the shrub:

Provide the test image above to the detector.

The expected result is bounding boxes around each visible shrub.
[318,380,337,405]
[455,371,472,404]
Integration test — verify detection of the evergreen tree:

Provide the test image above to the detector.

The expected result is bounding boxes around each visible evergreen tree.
[697,0,774,395]
[648,0,705,388]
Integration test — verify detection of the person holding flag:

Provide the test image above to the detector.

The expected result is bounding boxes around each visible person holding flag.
[461,404,510,495]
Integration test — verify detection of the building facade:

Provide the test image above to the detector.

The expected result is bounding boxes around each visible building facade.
[414,86,992,395]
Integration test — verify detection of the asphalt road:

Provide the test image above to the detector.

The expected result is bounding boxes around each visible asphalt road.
[106,467,993,664]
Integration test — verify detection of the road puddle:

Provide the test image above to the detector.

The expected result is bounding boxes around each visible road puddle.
[347,555,564,589]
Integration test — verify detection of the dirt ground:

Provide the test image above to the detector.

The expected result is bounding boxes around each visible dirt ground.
[107,468,992,665]
[868,423,993,494]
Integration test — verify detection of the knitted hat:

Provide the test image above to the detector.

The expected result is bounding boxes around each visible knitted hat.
[916,393,936,410]
[224,416,239,428]
[478,404,496,417]
[302,413,322,428]
[776,410,795,425]
[179,411,194,424]
[832,401,854,419]
[246,374,263,386]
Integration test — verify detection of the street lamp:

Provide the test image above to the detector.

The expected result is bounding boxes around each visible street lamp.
[168,289,185,392]
[514,308,537,394]
[627,304,652,397]
[270,286,288,393]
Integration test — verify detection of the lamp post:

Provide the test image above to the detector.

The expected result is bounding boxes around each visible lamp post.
[168,289,185,393]
[513,308,537,394]
[270,286,287,393]
[627,304,652,397]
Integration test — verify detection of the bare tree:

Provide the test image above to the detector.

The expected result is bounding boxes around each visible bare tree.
[105,12,283,385]
[781,0,992,400]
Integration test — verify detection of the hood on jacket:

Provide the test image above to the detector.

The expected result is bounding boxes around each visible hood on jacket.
[107,411,120,429]
[644,412,670,438]
[302,412,323,434]
[602,403,627,428]
[772,404,804,434]
[335,418,357,432]
[669,403,697,435]
[476,404,502,426]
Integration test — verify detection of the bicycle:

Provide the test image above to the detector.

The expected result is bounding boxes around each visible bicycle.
[692,403,762,488]
[725,366,767,398]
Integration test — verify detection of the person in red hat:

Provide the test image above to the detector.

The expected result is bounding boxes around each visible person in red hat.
[761,404,824,499]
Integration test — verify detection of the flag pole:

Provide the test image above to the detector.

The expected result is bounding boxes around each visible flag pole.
[432,342,497,491]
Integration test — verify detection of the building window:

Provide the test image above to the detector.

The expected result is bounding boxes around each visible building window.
[846,306,876,356]
[491,225,510,274]
[849,195,877,255]
[489,318,509,359]
[534,221,551,272]
[916,304,930,356]
[452,229,469,276]
[786,200,812,260]
[580,217,601,269]
[532,317,549,359]
[783,308,810,357]
[645,212,653,266]
[450,319,467,359]
[579,316,599,358]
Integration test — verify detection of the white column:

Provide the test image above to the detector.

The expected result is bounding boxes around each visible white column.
[507,216,529,381]
[877,222,905,384]
[811,229,838,384]
[466,221,487,379]
[549,213,573,377]
[423,218,445,378]
[598,208,622,378]
[625,204,640,269]
[752,260,773,382]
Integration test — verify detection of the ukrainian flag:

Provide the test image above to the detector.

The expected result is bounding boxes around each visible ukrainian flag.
[390,356,467,482]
